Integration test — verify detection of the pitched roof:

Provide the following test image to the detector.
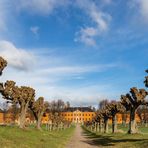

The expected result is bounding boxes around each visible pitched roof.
[63,107,94,112]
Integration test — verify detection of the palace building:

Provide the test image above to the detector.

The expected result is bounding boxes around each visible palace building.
[0,107,143,125]
[61,107,96,123]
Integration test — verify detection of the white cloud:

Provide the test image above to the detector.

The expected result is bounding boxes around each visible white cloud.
[75,27,98,46]
[38,63,117,77]
[0,43,119,106]
[75,0,111,46]
[16,0,69,15]
[0,0,111,47]
[139,0,148,20]
[30,26,39,36]
[0,40,35,71]
[43,84,118,106]
[129,0,148,21]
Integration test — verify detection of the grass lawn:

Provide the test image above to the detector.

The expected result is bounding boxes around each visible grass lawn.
[82,126,148,148]
[0,125,75,148]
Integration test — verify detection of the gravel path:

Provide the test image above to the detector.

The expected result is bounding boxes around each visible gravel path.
[66,124,99,148]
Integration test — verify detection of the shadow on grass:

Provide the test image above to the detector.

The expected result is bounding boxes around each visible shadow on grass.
[81,127,148,147]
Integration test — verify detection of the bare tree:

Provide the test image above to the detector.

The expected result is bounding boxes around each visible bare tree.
[95,111,103,133]
[50,99,65,113]
[66,101,70,108]
[100,108,110,133]
[121,87,148,134]
[98,99,109,110]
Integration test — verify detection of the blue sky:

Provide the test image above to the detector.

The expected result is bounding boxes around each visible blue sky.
[0,0,148,106]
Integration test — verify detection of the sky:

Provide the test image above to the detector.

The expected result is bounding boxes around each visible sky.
[0,0,148,107]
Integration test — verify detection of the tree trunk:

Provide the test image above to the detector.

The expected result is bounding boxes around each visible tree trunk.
[104,118,109,133]
[122,113,126,127]
[19,104,28,129]
[95,122,98,132]
[112,115,117,133]
[128,108,138,134]
[98,120,103,133]
[37,115,42,130]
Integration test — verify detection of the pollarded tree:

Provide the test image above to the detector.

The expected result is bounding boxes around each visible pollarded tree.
[30,97,49,130]
[95,111,103,133]
[98,99,109,109]
[100,108,110,133]
[106,102,125,133]
[52,112,62,130]
[16,86,35,128]
[121,87,148,134]
[0,80,35,128]
[0,56,7,76]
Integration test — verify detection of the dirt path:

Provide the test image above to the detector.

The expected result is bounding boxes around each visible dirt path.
[66,124,99,148]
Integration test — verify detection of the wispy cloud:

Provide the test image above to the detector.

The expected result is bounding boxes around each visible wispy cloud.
[75,0,111,46]
[0,0,111,47]
[30,26,39,36]
[0,40,119,105]
[138,0,148,20]
[15,0,69,15]
[129,0,148,22]
[44,84,119,106]
[40,64,117,76]
[0,40,35,71]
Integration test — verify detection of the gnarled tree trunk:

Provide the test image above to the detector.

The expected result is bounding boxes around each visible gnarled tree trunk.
[19,103,28,129]
[128,108,138,134]
[37,114,42,130]
[32,111,44,130]
[99,120,103,133]
[95,122,98,132]
[104,118,109,133]
[112,115,117,133]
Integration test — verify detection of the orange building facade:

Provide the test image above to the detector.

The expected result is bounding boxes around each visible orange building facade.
[61,107,96,123]
[0,112,4,123]
[0,109,143,125]
[109,113,141,124]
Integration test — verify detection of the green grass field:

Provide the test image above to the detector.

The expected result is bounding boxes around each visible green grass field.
[0,125,75,148]
[1,124,148,148]
[83,125,148,148]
